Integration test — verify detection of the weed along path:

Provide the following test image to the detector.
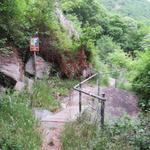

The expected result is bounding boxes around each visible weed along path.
[33,84,139,150]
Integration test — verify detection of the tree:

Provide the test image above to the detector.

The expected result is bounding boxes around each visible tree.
[96,36,121,61]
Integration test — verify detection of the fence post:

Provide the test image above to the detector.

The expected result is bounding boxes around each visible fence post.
[101,93,105,128]
[79,83,82,114]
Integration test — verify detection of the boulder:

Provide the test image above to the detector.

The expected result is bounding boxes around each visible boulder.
[25,77,34,92]
[0,63,21,81]
[25,56,51,79]
[0,72,17,88]
[0,84,6,93]
[14,81,25,91]
[14,77,34,92]
[82,68,92,78]
[0,48,24,90]
[32,108,53,121]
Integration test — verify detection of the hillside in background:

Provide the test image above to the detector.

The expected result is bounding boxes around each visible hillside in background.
[102,0,150,24]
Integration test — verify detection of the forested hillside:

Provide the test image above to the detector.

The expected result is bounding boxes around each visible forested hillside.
[102,0,150,24]
[0,0,150,149]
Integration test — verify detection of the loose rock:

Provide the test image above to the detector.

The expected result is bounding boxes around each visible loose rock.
[25,56,51,79]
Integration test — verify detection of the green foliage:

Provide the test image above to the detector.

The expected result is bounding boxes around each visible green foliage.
[131,112,150,150]
[132,50,150,111]
[61,113,150,150]
[102,0,150,25]
[0,0,75,59]
[0,0,32,49]
[61,0,147,64]
[105,16,144,52]
[0,91,41,150]
[96,36,121,61]
[30,79,60,112]
[81,26,103,44]
[107,49,133,69]
[61,0,107,26]
[116,81,132,91]
[140,33,150,50]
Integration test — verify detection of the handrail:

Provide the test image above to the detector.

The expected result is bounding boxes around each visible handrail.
[74,73,98,88]
[74,71,117,89]
[73,72,106,127]
[74,73,106,101]
[73,88,106,101]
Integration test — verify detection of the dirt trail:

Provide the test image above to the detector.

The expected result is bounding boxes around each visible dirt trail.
[34,84,139,150]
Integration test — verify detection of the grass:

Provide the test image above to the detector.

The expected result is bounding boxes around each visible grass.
[0,91,41,150]
[30,77,78,112]
[116,81,133,91]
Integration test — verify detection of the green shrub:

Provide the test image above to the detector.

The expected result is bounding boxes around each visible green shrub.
[130,112,150,150]
[96,36,120,61]
[107,49,134,70]
[61,115,133,150]
[132,49,150,111]
[61,113,150,150]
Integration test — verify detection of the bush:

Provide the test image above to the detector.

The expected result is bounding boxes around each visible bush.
[130,112,150,150]
[0,91,41,150]
[61,113,150,150]
[132,49,150,111]
[96,36,120,61]
[107,49,133,70]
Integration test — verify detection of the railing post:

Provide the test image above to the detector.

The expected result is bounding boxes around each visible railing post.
[101,93,105,128]
[34,51,37,80]
[79,83,82,114]
[97,72,100,96]
[115,78,117,88]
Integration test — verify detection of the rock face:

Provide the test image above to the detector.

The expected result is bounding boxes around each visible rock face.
[25,77,34,92]
[60,50,90,78]
[55,1,79,39]
[0,85,5,93]
[25,56,51,79]
[0,48,24,90]
[82,68,92,78]
[0,63,21,81]
[14,81,25,91]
